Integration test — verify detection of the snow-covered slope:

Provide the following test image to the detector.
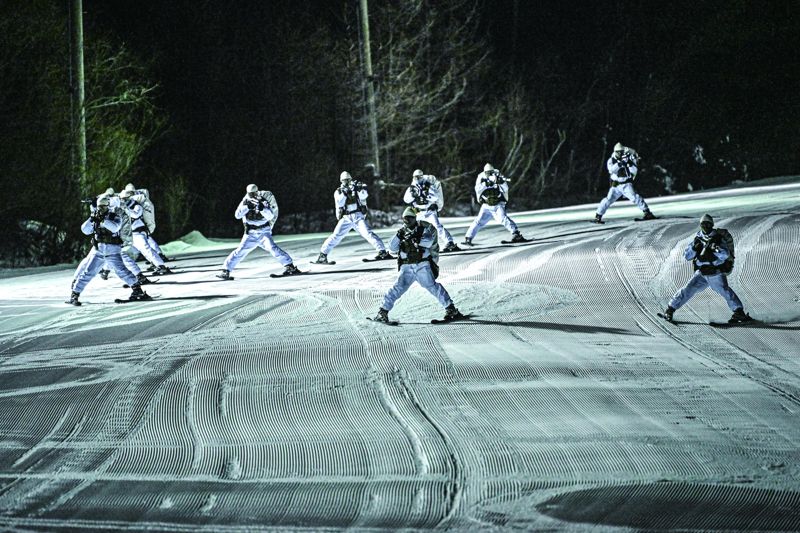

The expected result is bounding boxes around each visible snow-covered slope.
[1,182,799,531]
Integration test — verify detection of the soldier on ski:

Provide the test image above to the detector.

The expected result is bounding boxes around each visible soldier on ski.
[217,184,299,280]
[315,171,392,264]
[123,183,171,264]
[73,189,152,289]
[403,169,460,252]
[67,195,151,305]
[373,207,464,324]
[592,142,656,224]
[463,163,526,245]
[120,188,174,275]
[662,214,752,324]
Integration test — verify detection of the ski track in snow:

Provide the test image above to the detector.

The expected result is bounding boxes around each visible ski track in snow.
[1,183,800,531]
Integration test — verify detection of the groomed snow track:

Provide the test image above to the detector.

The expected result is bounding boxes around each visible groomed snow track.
[1,182,799,531]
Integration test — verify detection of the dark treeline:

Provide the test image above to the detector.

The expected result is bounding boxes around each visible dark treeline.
[1,0,797,266]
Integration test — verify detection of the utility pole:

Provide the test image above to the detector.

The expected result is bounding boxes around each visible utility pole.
[359,0,381,201]
[70,0,87,195]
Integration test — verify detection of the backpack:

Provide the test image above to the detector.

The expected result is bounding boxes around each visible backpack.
[716,228,735,273]
[135,189,157,233]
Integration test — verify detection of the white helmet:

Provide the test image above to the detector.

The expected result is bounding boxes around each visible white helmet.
[483,163,495,173]
[613,142,624,153]
[124,183,136,192]
[340,171,352,182]
[104,187,115,195]
[119,189,134,200]
[97,195,111,207]
[246,184,258,194]
[412,169,424,179]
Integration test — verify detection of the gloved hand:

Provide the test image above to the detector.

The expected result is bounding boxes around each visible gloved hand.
[692,238,704,253]
[428,203,439,212]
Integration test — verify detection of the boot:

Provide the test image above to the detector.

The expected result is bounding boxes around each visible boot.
[129,284,152,301]
[729,308,753,323]
[99,269,110,280]
[216,269,232,280]
[374,308,390,323]
[283,263,300,275]
[641,210,656,220]
[67,291,81,306]
[462,236,473,246]
[375,250,393,260]
[663,306,675,322]
[444,303,464,321]
[442,242,461,253]
[510,232,526,243]
[153,265,173,275]
[136,273,152,285]
[316,252,329,264]
[592,214,603,224]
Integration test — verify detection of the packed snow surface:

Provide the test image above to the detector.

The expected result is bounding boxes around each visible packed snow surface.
[1,182,800,531]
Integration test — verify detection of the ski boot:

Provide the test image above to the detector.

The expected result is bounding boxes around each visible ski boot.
[662,306,675,322]
[462,236,473,246]
[153,265,173,275]
[129,285,152,301]
[510,232,526,243]
[66,291,81,306]
[641,210,657,220]
[374,250,394,260]
[442,242,461,253]
[729,308,753,324]
[591,214,604,224]
[283,263,301,276]
[216,269,232,280]
[374,308,390,323]
[316,252,330,264]
[443,304,465,321]
[99,269,110,280]
[136,273,153,285]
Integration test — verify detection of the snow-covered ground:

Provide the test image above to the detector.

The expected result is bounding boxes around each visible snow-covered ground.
[1,181,800,531]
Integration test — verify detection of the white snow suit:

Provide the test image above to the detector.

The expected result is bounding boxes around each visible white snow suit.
[381,222,452,311]
[465,171,519,239]
[669,230,744,311]
[72,214,138,294]
[596,149,650,216]
[123,198,165,268]
[403,175,454,246]
[320,181,385,255]
[222,191,293,271]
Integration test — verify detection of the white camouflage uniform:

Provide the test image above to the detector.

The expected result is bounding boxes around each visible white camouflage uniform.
[381,222,452,311]
[123,196,166,268]
[320,181,385,255]
[596,147,651,217]
[72,212,138,294]
[403,175,455,246]
[669,230,744,312]
[222,191,293,271]
[465,170,519,240]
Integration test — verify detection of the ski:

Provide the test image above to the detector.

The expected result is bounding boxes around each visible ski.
[431,313,471,324]
[440,246,462,254]
[216,275,234,281]
[461,241,476,247]
[114,295,159,304]
[501,237,533,244]
[590,219,605,224]
[634,217,659,222]
[366,316,399,326]
[362,257,394,263]
[310,260,337,265]
[270,271,306,278]
[709,319,759,328]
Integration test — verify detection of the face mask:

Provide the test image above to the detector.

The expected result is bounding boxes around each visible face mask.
[403,217,416,229]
